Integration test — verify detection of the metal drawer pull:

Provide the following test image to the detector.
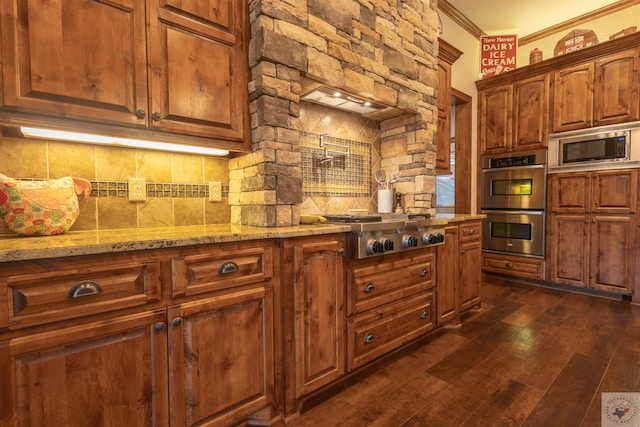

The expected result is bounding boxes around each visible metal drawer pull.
[154,322,166,332]
[420,310,429,319]
[219,261,239,274]
[364,283,375,293]
[363,333,375,344]
[468,228,475,234]
[67,280,102,298]
[420,268,428,277]
[506,263,514,269]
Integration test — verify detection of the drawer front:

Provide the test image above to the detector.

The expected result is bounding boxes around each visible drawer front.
[4,258,161,330]
[347,293,435,370]
[171,245,273,297]
[482,252,545,279]
[459,221,482,242]
[348,251,434,315]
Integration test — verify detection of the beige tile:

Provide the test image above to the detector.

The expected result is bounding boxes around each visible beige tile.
[96,146,137,181]
[138,198,173,228]
[137,150,173,182]
[174,198,204,226]
[205,200,231,224]
[203,157,229,183]
[97,199,138,229]
[48,141,96,179]
[173,153,204,183]
[0,137,48,178]
[73,197,97,231]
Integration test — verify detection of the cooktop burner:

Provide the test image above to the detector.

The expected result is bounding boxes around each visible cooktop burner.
[321,214,382,223]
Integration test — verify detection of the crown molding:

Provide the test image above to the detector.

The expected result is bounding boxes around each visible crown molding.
[519,0,640,45]
[438,0,485,39]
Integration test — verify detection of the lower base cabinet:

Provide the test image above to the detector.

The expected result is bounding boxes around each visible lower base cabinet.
[481,251,545,280]
[459,220,482,311]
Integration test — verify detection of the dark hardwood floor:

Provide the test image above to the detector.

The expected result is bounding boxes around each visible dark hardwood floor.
[287,277,640,426]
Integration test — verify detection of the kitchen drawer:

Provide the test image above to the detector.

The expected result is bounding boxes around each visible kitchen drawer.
[2,255,161,330]
[347,250,435,315]
[171,244,274,297]
[459,220,482,242]
[482,252,545,280]
[347,292,435,370]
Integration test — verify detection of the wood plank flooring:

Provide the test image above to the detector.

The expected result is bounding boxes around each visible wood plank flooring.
[287,277,640,426]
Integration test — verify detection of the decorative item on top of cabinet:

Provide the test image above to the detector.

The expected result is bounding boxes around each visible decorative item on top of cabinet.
[0,0,249,149]
[281,234,346,419]
[547,169,637,294]
[551,49,639,132]
[437,39,463,173]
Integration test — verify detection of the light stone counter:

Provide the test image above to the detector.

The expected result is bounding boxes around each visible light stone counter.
[0,223,352,263]
[433,213,486,223]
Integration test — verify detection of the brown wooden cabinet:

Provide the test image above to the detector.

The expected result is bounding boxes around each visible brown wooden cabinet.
[551,49,639,132]
[547,170,637,293]
[281,235,346,418]
[458,221,482,311]
[436,225,458,325]
[436,39,463,173]
[0,0,249,147]
[478,83,512,154]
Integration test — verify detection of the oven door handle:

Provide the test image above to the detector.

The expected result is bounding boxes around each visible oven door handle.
[481,164,546,172]
[481,210,545,215]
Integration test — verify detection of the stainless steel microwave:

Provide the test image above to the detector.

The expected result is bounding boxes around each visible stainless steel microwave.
[548,121,640,173]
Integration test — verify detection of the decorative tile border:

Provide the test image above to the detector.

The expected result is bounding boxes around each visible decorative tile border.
[300,132,372,197]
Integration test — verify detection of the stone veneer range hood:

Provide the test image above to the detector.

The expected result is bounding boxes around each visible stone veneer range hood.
[229,0,441,227]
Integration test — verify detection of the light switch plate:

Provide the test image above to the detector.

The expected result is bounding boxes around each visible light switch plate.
[209,181,222,202]
[128,178,146,202]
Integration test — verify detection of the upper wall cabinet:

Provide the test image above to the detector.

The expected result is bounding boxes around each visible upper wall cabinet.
[436,39,463,173]
[552,49,639,132]
[0,0,249,149]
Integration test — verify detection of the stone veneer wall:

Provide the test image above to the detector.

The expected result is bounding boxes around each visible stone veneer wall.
[229,0,439,226]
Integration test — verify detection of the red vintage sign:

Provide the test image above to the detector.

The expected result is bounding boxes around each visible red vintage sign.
[480,35,517,79]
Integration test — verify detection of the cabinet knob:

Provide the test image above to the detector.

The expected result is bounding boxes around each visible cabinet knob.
[154,322,166,332]
[152,112,161,121]
[419,310,429,319]
[338,248,345,256]
[364,282,375,293]
[592,219,596,223]
[420,268,429,277]
[506,263,513,269]
[363,333,375,344]
[136,108,146,119]
[172,317,183,327]
[468,228,475,234]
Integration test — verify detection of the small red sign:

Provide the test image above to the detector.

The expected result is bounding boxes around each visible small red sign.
[480,35,517,79]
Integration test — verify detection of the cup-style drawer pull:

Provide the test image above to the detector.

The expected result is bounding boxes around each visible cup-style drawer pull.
[420,268,428,277]
[364,282,375,293]
[219,261,239,274]
[363,333,375,344]
[419,310,429,319]
[67,280,102,298]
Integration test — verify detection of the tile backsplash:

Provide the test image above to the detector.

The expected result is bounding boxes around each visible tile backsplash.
[0,137,229,235]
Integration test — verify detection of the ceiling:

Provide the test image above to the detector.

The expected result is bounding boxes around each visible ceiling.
[446,0,621,36]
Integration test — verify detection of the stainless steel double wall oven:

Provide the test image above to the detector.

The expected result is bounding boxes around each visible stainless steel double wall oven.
[481,150,547,257]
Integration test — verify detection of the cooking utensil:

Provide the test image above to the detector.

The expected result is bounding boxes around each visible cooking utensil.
[375,169,386,189]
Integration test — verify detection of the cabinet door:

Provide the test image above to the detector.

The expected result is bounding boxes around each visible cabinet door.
[478,84,513,154]
[591,169,638,214]
[436,225,458,324]
[168,287,273,427]
[593,50,640,126]
[147,0,249,142]
[552,62,594,132]
[459,238,481,311]
[513,74,549,151]
[547,214,589,287]
[291,238,345,397]
[436,60,452,174]
[549,172,591,213]
[590,215,635,293]
[0,0,148,126]
[2,310,169,427]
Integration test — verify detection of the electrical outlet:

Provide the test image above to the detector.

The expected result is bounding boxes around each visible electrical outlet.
[128,178,146,202]
[209,181,222,202]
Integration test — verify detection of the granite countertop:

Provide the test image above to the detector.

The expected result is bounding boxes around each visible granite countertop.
[0,223,352,263]
[0,214,486,263]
